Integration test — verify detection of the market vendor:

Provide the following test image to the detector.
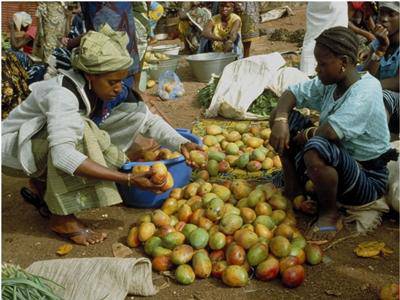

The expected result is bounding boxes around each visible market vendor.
[269,26,397,240]
[9,11,36,54]
[361,2,399,136]
[199,2,243,58]
[2,24,203,246]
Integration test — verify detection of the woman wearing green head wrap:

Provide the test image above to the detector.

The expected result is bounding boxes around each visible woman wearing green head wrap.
[2,24,204,246]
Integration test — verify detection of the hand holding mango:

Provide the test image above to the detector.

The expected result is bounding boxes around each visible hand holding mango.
[131,162,174,193]
[181,142,207,168]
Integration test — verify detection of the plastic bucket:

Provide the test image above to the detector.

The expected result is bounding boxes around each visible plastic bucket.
[186,52,237,83]
[117,129,202,208]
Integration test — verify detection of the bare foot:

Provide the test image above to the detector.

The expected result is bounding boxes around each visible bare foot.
[49,215,107,246]
[307,212,342,241]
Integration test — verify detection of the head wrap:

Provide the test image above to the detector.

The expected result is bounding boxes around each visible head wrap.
[71,23,133,74]
[315,26,359,64]
[149,2,164,21]
[380,2,400,13]
[13,12,32,31]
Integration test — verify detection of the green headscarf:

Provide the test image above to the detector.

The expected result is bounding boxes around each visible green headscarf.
[71,23,133,74]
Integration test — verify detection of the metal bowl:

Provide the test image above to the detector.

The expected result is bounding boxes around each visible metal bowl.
[186,52,238,83]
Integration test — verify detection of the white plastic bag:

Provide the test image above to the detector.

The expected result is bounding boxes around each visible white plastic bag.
[205,53,309,120]
[385,141,400,212]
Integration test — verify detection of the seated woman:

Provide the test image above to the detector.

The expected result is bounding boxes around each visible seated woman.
[199,2,243,58]
[9,11,36,54]
[361,2,399,136]
[2,24,203,246]
[269,26,397,240]
[348,2,377,45]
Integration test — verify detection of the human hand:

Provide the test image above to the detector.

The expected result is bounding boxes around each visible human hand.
[224,40,234,52]
[181,142,206,168]
[61,37,70,46]
[366,32,376,42]
[129,171,166,193]
[373,24,390,51]
[293,131,307,147]
[269,120,290,155]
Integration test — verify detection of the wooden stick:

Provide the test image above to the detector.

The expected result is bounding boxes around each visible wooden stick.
[323,233,360,251]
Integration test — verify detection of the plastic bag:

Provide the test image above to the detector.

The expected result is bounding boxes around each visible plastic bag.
[157,70,185,100]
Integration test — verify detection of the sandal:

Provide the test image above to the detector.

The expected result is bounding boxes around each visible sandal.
[20,187,51,219]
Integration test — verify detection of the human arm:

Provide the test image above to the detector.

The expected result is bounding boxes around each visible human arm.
[363,24,390,77]
[202,19,223,41]
[348,20,375,42]
[381,74,399,92]
[224,19,241,52]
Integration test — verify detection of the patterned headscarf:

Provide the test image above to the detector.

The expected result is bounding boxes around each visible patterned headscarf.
[71,23,133,74]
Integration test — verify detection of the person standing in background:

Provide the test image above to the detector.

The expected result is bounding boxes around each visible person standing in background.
[348,2,377,45]
[148,2,164,44]
[33,2,68,63]
[300,2,348,76]
[234,2,260,58]
[132,2,151,63]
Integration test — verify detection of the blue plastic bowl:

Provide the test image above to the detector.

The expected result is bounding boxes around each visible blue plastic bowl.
[117,128,202,208]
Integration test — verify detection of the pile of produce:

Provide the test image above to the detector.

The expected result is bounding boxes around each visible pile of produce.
[191,123,282,179]
[197,77,279,117]
[136,148,182,162]
[131,162,175,192]
[126,180,323,287]
[270,29,306,47]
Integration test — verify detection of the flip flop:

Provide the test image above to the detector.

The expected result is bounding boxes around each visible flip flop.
[54,228,104,246]
[307,218,343,241]
[20,187,51,219]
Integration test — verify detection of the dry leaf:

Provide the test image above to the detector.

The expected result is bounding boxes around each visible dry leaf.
[112,242,133,257]
[354,241,386,258]
[56,244,73,256]
[381,247,394,256]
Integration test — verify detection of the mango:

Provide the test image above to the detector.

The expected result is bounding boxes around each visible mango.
[138,213,151,224]
[240,207,257,224]
[177,204,192,223]
[150,162,168,185]
[247,160,262,172]
[132,165,150,175]
[219,214,243,235]
[293,195,306,210]
[222,203,240,217]
[209,232,226,250]
[127,226,140,248]
[211,260,228,279]
[234,153,250,169]
[262,157,274,170]
[162,231,185,249]
[157,149,172,160]
[187,196,203,211]
[144,236,162,256]
[208,151,225,162]
[269,236,291,258]
[235,229,258,250]
[175,264,195,285]
[234,123,248,134]
[138,222,156,242]
[271,209,287,225]
[206,198,225,221]
[184,182,200,199]
[225,143,240,155]
[274,224,294,240]
[222,265,249,287]
[254,215,276,230]
[198,216,214,231]
[247,189,264,207]
[152,255,173,272]
[207,159,219,177]
[226,242,246,265]
[260,128,271,139]
[255,202,273,216]
[269,193,288,210]
[206,124,223,135]
[305,244,323,265]
[171,244,194,265]
[203,135,218,146]
[155,224,175,238]
[161,197,178,215]
[272,155,282,168]
[291,236,307,249]
[152,246,172,257]
[189,150,208,166]
[212,184,231,202]
[246,137,264,148]
[192,251,212,278]
[226,131,241,142]
[225,155,239,165]
[230,179,252,199]
[169,188,184,199]
[152,209,170,227]
[247,242,269,266]
[160,172,174,192]
[189,228,209,249]
[251,149,266,162]
[196,170,210,181]
[236,198,248,208]
[256,256,280,281]
[182,223,198,240]
[143,150,158,161]
[254,223,273,241]
[218,160,230,173]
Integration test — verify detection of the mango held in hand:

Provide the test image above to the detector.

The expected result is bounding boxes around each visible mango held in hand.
[150,162,168,185]
[189,150,208,166]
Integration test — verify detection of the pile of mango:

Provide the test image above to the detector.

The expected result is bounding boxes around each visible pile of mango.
[131,162,174,192]
[126,179,323,288]
[137,148,182,162]
[190,124,282,178]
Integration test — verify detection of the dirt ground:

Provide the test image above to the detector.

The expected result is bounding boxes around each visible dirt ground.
[2,5,399,300]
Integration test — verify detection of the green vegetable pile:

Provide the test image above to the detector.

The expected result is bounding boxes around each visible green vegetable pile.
[197,77,278,117]
[2,264,62,300]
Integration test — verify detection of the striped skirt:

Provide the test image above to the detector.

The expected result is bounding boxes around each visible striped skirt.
[288,111,389,206]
